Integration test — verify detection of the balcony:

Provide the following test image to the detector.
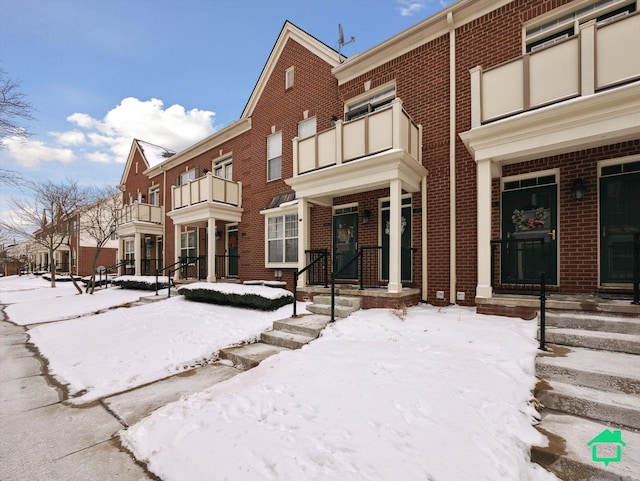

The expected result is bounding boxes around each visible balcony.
[168,172,243,226]
[288,98,426,200]
[118,203,164,225]
[115,202,164,237]
[461,12,640,164]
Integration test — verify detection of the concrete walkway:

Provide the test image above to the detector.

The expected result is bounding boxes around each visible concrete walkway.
[0,313,152,481]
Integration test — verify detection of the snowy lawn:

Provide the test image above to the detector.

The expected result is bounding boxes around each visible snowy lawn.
[0,275,163,325]
[122,305,557,481]
[27,296,306,404]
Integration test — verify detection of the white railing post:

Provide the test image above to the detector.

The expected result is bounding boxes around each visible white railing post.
[292,137,299,176]
[580,19,596,96]
[418,124,423,164]
[335,120,343,166]
[206,173,213,203]
[470,66,482,128]
[391,98,403,150]
[237,181,242,208]
[171,185,177,210]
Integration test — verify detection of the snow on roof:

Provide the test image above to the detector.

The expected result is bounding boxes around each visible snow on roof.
[136,140,175,168]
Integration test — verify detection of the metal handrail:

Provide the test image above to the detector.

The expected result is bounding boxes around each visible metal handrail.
[330,249,364,322]
[293,249,328,317]
[633,232,639,305]
[103,259,134,287]
[539,271,547,351]
[155,256,203,297]
[490,237,547,291]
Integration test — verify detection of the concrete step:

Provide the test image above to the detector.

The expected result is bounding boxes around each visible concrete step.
[306,303,356,318]
[545,327,640,354]
[536,380,640,430]
[260,330,315,350]
[532,411,640,481]
[273,314,331,338]
[312,295,362,309]
[545,311,640,335]
[218,343,289,371]
[536,346,640,395]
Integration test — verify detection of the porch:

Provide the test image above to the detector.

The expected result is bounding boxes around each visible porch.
[167,172,243,282]
[287,98,427,295]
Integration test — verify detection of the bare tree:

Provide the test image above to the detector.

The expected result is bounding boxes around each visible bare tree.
[0,168,24,187]
[0,67,35,144]
[3,179,87,290]
[80,186,122,294]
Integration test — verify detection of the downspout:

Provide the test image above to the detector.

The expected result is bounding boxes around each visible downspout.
[448,12,457,304]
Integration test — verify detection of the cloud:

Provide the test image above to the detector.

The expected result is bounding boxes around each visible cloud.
[398,0,425,16]
[2,97,216,170]
[1,136,76,168]
[49,130,86,146]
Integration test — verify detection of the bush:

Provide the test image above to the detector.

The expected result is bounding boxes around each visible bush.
[111,276,171,291]
[178,286,293,311]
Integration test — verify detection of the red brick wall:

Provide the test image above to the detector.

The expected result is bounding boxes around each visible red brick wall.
[122,148,155,204]
[77,246,118,277]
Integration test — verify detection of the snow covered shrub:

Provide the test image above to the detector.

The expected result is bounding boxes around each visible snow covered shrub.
[111,275,171,291]
[178,282,293,311]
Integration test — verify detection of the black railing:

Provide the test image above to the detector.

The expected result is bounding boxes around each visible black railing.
[490,237,547,293]
[633,232,639,305]
[215,255,240,279]
[178,255,206,280]
[155,257,202,297]
[293,249,329,317]
[330,249,363,322]
[360,246,381,289]
[539,271,547,351]
[141,258,162,276]
[103,259,134,286]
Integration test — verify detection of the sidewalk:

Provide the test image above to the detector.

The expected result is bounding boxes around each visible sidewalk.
[0,314,152,481]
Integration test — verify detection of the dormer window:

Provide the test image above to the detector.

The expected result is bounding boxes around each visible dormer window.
[345,86,396,121]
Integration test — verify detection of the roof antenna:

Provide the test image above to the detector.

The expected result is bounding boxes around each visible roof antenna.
[338,23,355,63]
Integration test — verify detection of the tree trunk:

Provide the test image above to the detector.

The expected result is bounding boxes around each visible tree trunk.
[48,247,56,288]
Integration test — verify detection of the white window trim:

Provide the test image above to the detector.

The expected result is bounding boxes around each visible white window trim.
[344,82,396,119]
[213,155,233,180]
[285,66,295,89]
[180,230,198,260]
[260,204,298,268]
[298,117,317,140]
[267,131,282,182]
[148,186,160,206]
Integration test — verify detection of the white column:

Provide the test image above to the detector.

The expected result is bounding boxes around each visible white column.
[297,197,310,288]
[174,223,182,281]
[133,232,141,276]
[118,238,124,276]
[469,66,483,128]
[476,158,493,298]
[580,20,596,96]
[207,217,216,283]
[388,179,402,293]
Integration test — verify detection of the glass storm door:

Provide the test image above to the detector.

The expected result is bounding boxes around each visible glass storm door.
[227,225,239,277]
[501,180,557,285]
[333,210,358,280]
[381,200,413,282]
[600,168,640,284]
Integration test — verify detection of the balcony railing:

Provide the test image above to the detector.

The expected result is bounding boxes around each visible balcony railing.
[117,202,164,225]
[172,173,242,210]
[475,12,640,124]
[293,98,421,176]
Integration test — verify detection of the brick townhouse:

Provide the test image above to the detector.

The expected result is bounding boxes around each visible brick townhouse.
[115,0,640,311]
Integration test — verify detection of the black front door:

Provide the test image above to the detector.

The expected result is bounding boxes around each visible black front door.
[333,211,358,280]
[227,226,239,277]
[501,183,557,284]
[600,169,640,284]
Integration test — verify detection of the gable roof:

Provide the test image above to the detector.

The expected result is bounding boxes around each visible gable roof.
[241,21,342,119]
[118,139,175,187]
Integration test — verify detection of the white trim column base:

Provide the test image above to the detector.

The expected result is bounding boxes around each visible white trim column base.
[207,218,216,283]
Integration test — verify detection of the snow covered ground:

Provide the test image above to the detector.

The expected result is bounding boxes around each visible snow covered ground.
[0,275,556,480]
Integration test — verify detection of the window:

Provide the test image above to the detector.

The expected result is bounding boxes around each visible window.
[525,0,636,52]
[176,168,199,186]
[124,239,135,262]
[346,87,396,121]
[285,66,295,89]
[214,157,233,180]
[267,132,282,181]
[148,186,160,206]
[180,231,197,261]
[267,213,298,264]
[298,117,316,140]
[71,249,76,268]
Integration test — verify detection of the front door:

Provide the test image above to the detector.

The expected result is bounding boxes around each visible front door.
[227,225,239,277]
[501,179,557,285]
[333,209,358,280]
[381,199,413,282]
[600,167,640,284]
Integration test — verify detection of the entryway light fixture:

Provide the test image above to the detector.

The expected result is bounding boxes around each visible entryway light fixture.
[571,178,586,200]
[362,210,371,224]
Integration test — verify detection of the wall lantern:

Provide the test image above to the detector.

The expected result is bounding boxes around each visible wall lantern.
[362,210,371,224]
[571,178,586,200]
[215,230,222,240]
